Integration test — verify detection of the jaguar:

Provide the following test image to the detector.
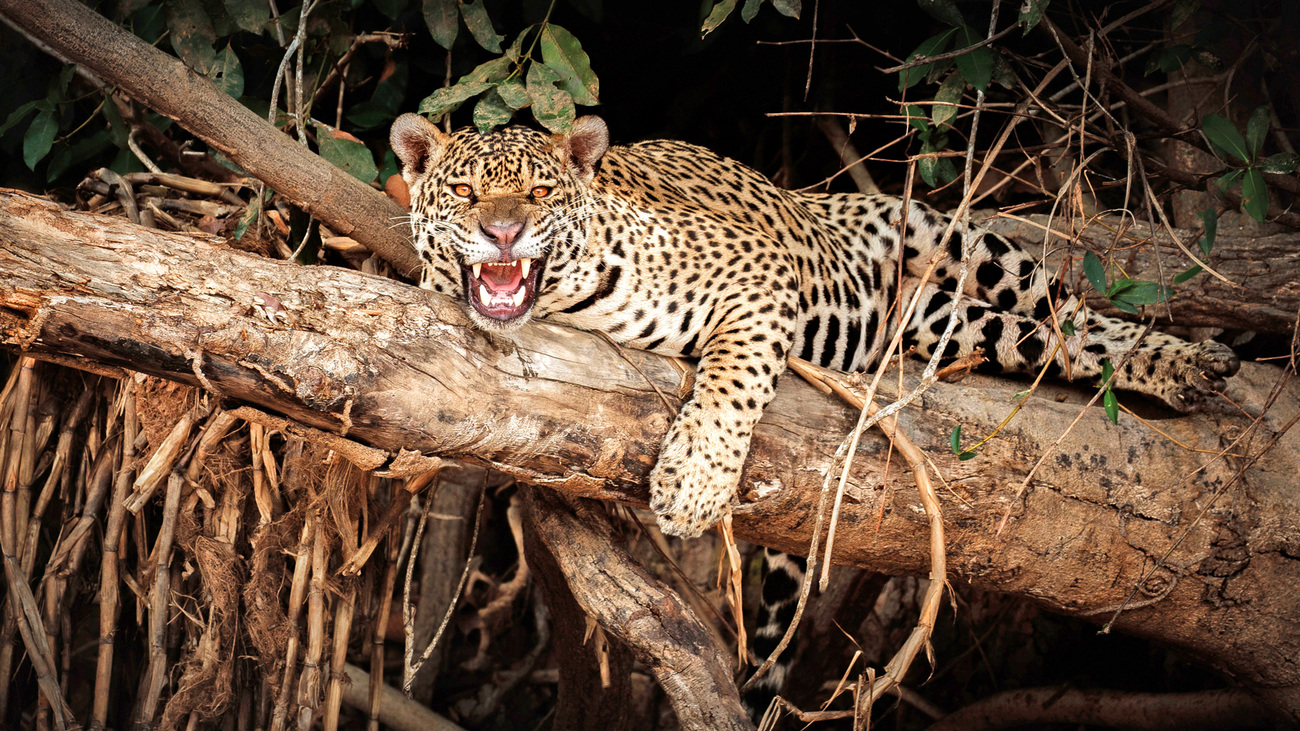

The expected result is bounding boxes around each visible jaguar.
[389,111,1239,540]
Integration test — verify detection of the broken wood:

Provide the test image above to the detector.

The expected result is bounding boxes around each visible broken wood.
[1,189,1298,719]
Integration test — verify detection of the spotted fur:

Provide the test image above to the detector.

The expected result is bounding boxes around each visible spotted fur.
[391,113,1240,539]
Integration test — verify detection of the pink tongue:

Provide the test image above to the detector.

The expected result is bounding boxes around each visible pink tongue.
[481,264,522,292]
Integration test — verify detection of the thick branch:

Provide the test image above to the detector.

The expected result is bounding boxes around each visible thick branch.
[1,190,1298,719]
[0,0,421,278]
[983,213,1300,333]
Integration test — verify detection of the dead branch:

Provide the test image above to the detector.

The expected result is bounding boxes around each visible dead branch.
[1,189,1299,719]
[0,0,421,278]
[525,489,753,731]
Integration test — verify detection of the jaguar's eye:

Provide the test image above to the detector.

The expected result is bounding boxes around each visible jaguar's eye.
[531,186,553,199]
[450,183,473,198]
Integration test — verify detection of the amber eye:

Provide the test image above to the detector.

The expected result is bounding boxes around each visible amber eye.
[531,186,552,199]
[450,183,473,198]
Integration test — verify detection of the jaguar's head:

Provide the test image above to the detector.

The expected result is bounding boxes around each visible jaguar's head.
[391,113,609,330]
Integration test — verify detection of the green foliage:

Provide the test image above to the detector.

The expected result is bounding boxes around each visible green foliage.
[701,0,801,36]
[315,124,380,184]
[1082,249,1184,316]
[1100,361,1118,424]
[949,425,977,460]
[1201,108,1290,223]
[414,11,601,135]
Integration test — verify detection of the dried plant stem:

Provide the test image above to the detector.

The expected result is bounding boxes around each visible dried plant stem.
[367,482,403,731]
[93,379,136,730]
[0,357,36,718]
[137,471,186,727]
[296,524,329,730]
[322,585,356,731]
[270,507,318,731]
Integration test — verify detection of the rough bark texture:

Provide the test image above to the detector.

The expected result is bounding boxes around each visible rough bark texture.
[0,0,422,279]
[525,490,752,731]
[983,214,1300,334]
[1,190,1299,719]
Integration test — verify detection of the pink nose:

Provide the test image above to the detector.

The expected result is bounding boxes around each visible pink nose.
[482,222,524,249]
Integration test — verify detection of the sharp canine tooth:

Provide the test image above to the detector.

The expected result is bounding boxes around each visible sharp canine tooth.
[513,287,527,307]
[521,258,532,278]
[478,284,490,303]
[472,263,482,279]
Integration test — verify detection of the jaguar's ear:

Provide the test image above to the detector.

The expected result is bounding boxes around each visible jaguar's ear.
[565,116,609,182]
[390,113,449,182]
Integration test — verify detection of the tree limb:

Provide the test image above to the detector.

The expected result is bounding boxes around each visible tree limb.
[1,189,1299,719]
[0,0,421,278]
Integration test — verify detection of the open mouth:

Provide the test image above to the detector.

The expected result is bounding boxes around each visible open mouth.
[462,256,545,322]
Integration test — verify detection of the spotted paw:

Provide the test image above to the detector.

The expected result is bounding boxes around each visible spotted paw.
[648,403,745,538]
[1132,341,1240,412]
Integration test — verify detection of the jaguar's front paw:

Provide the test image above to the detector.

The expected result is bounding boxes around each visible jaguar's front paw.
[648,404,745,538]
[1150,341,1241,412]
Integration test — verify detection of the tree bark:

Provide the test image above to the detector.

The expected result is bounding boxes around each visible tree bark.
[983,214,1300,334]
[0,0,422,279]
[1,189,1299,720]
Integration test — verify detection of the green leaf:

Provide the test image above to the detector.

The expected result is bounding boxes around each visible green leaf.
[770,0,801,18]
[166,0,218,73]
[949,424,962,454]
[1103,389,1119,424]
[23,110,58,170]
[740,0,764,22]
[958,450,978,461]
[418,80,492,120]
[919,153,939,187]
[1261,152,1300,175]
[497,77,531,109]
[954,26,993,92]
[1106,278,1137,299]
[1173,264,1203,284]
[316,125,379,184]
[526,63,575,134]
[540,24,599,106]
[222,0,269,34]
[702,0,738,36]
[1198,208,1216,256]
[210,45,244,99]
[917,0,964,26]
[1241,167,1268,222]
[1110,300,1139,314]
[459,0,503,53]
[461,56,513,85]
[1111,280,1171,306]
[904,104,929,131]
[898,28,958,92]
[934,157,959,185]
[1148,44,1193,75]
[1246,106,1270,161]
[0,100,42,137]
[1217,168,1243,193]
[473,88,515,133]
[1060,320,1075,336]
[932,72,964,129]
[1019,0,1048,35]
[1101,360,1115,383]
[1201,113,1250,164]
[1083,251,1106,294]
[424,0,459,50]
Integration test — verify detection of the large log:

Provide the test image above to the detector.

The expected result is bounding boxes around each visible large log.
[1,189,1298,720]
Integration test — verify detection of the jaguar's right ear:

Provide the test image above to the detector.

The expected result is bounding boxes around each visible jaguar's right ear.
[390,114,449,182]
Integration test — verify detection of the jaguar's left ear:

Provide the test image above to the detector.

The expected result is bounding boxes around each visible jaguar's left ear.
[565,116,609,182]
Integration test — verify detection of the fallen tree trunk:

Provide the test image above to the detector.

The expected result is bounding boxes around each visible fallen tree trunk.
[1,189,1298,720]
